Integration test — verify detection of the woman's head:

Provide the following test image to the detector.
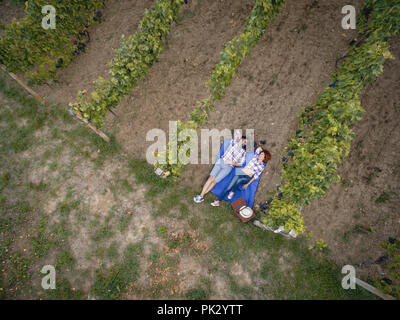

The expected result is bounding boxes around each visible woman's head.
[258,148,271,163]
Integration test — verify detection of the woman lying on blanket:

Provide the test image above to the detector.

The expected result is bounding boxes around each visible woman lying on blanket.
[210,147,271,207]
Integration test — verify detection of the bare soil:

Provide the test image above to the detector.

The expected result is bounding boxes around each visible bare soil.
[0,1,25,27]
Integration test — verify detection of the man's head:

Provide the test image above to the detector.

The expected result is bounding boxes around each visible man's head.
[241,135,247,149]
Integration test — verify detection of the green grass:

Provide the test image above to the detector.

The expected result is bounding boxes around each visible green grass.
[118,214,132,233]
[0,76,71,156]
[0,172,11,191]
[50,221,72,248]
[196,202,375,299]
[144,250,180,299]
[31,215,53,259]
[92,224,114,242]
[0,75,127,299]
[91,243,142,299]
[128,159,172,198]
[27,180,48,192]
[56,249,76,272]
[0,200,32,233]
[185,287,208,300]
[6,252,32,297]
[93,241,120,261]
[375,191,390,204]
[186,277,212,300]
[57,198,80,217]
[65,125,121,168]
[121,179,133,193]
[157,225,167,238]
[42,278,84,300]
[105,242,119,261]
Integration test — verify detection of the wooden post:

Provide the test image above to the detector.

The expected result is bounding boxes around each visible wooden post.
[355,278,396,300]
[69,109,110,142]
[253,220,294,239]
[0,65,44,104]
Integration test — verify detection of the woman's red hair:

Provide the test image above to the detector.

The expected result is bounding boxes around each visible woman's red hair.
[260,148,271,163]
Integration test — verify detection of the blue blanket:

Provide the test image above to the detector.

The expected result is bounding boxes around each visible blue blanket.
[210,139,263,208]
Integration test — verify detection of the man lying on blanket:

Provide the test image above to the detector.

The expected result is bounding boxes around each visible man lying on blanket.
[194,133,271,208]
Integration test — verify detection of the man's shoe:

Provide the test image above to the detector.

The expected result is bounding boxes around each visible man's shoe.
[193,195,204,203]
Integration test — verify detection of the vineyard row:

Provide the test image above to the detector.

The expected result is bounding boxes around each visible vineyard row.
[155,0,286,178]
[0,0,105,83]
[71,0,186,128]
[260,0,400,234]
